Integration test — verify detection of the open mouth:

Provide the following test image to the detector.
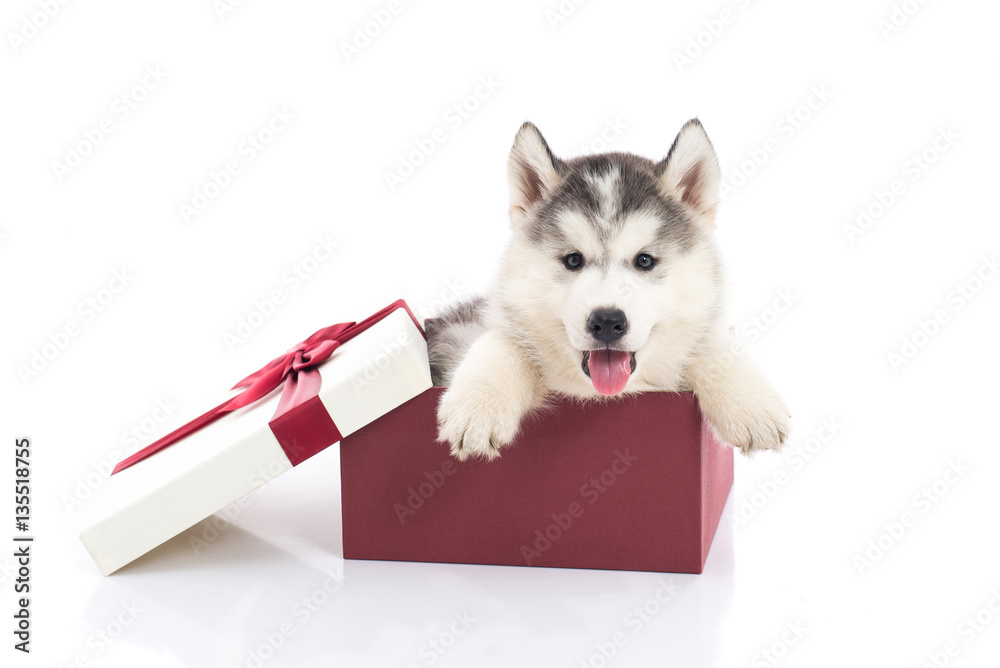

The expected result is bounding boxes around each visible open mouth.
[581,350,637,396]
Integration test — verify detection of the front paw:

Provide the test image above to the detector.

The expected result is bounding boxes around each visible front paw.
[708,394,790,455]
[436,385,522,461]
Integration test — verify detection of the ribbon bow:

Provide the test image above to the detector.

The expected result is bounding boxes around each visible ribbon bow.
[112,300,415,475]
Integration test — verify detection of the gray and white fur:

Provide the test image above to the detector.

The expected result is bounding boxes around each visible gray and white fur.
[430,120,790,461]
[425,298,488,387]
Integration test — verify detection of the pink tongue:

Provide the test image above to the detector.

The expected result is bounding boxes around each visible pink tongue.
[588,349,631,395]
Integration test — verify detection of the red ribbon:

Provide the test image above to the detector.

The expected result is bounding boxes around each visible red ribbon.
[112,300,422,475]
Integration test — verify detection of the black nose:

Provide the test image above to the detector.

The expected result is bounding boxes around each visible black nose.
[588,308,628,345]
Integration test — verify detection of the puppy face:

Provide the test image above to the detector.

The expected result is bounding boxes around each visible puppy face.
[499,121,723,396]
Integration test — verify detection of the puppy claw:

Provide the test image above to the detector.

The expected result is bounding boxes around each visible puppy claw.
[731,409,790,456]
[705,393,790,456]
[437,385,520,462]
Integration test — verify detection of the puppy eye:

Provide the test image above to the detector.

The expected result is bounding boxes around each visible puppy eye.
[634,253,656,271]
[563,252,584,270]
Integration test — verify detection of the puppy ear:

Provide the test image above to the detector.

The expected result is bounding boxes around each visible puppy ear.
[508,122,563,225]
[658,119,721,225]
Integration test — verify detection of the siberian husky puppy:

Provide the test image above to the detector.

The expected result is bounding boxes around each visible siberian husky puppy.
[427,120,789,461]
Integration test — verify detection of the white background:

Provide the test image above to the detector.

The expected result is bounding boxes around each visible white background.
[3,0,1000,666]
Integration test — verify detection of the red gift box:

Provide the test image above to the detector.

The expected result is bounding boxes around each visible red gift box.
[340,387,733,573]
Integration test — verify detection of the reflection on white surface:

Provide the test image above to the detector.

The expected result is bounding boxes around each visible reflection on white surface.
[61,401,1000,668]
[73,449,736,668]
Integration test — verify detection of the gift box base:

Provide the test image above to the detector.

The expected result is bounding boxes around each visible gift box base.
[340,388,733,574]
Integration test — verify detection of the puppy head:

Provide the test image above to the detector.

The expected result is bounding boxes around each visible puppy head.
[500,120,723,395]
